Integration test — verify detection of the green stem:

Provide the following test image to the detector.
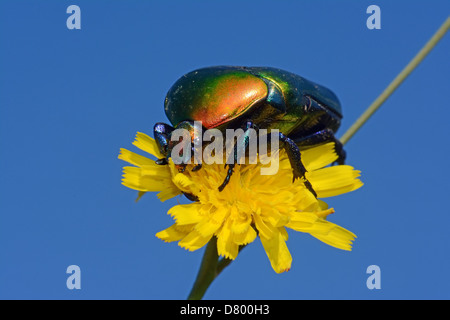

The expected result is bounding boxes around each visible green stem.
[340,16,450,145]
[216,256,234,275]
[187,239,246,300]
[187,237,219,300]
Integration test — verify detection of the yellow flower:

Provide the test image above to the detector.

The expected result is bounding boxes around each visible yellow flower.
[119,132,363,273]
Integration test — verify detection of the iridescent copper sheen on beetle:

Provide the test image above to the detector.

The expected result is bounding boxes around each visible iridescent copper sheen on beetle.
[155,66,346,195]
[164,68,268,129]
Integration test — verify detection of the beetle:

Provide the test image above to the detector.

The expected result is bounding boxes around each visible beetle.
[153,66,346,198]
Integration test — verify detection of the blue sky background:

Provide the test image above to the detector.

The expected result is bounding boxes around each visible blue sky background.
[1,0,449,300]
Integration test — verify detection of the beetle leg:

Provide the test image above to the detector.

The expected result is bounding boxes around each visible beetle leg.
[334,140,346,165]
[279,133,317,198]
[175,144,202,173]
[218,120,256,191]
[218,164,235,192]
[154,122,174,165]
[190,143,203,171]
[191,143,203,171]
[183,192,199,202]
[155,158,168,165]
[218,141,241,191]
[177,163,187,173]
[294,128,346,165]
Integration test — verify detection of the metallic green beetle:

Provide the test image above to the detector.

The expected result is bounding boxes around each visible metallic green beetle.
[154,66,345,197]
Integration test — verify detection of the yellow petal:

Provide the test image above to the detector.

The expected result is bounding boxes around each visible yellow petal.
[217,220,239,259]
[230,205,252,234]
[264,208,290,228]
[173,173,195,188]
[286,211,317,230]
[156,224,194,242]
[121,166,171,191]
[318,199,329,210]
[287,209,334,231]
[118,148,155,167]
[195,207,228,237]
[140,163,172,178]
[168,204,203,225]
[310,222,356,251]
[233,226,257,245]
[132,132,163,158]
[253,212,274,239]
[301,142,338,171]
[178,230,212,251]
[195,218,223,237]
[287,211,356,251]
[307,165,363,198]
[278,226,289,241]
[156,188,182,202]
[293,189,319,212]
[260,230,292,273]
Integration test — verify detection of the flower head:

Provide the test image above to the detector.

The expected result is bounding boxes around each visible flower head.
[119,132,362,273]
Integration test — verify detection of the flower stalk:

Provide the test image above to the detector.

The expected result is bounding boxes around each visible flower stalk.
[187,237,219,300]
[340,16,450,145]
[188,239,245,300]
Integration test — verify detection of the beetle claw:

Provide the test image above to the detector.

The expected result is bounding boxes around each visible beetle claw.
[292,172,317,198]
[303,179,317,198]
[183,192,199,202]
[156,158,168,165]
[177,164,187,173]
[334,143,346,165]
